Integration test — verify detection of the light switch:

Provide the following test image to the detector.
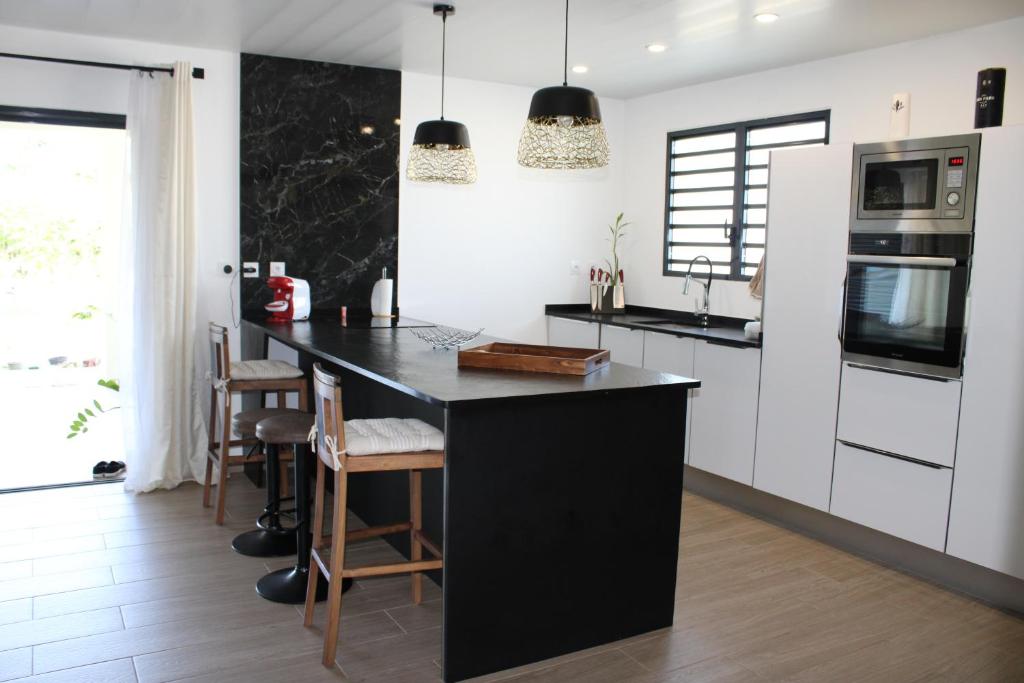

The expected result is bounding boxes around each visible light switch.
[269,262,285,277]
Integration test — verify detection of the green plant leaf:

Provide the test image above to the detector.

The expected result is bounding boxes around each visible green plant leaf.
[94,400,102,411]
[85,409,94,417]
[67,432,78,439]
[77,412,86,422]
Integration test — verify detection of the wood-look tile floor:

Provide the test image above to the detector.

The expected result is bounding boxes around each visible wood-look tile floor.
[0,480,1022,683]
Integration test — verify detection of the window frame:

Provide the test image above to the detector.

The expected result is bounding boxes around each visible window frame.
[0,105,125,130]
[663,109,831,281]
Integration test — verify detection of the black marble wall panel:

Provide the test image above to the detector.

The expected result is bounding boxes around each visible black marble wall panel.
[240,54,401,314]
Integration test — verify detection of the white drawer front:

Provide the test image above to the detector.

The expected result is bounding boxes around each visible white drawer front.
[830,441,953,551]
[547,317,599,349]
[837,364,961,467]
[599,324,645,367]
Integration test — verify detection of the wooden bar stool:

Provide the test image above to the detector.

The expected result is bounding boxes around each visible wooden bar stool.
[304,362,445,668]
[206,323,308,525]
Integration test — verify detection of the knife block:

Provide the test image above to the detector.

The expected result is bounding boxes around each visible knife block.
[591,284,625,314]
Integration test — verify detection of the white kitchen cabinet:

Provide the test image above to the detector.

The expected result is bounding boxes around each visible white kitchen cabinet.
[643,331,696,463]
[836,363,961,468]
[547,316,599,349]
[689,340,761,485]
[599,324,644,367]
[947,125,1024,580]
[753,144,852,511]
[830,441,953,552]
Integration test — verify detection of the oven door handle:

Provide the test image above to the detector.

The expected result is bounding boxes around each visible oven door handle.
[837,276,846,344]
[846,254,958,268]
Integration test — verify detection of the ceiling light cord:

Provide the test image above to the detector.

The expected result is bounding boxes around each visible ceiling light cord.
[440,8,447,120]
[562,0,569,86]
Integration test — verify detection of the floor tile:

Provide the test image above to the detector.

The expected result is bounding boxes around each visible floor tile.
[0,647,31,682]
[0,607,122,652]
[0,567,112,603]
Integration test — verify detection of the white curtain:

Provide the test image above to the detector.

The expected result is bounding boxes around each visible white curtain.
[120,63,207,492]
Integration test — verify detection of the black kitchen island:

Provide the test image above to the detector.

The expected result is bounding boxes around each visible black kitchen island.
[242,314,699,682]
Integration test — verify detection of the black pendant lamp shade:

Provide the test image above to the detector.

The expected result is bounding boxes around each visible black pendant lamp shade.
[517,0,609,169]
[526,85,602,122]
[412,118,472,148]
[407,4,477,184]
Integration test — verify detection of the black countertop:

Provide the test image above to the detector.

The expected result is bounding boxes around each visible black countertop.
[244,315,699,408]
[545,305,761,348]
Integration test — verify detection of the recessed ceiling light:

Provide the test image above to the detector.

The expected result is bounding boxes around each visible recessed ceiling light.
[646,43,667,53]
[572,65,589,74]
[360,125,375,135]
[754,12,779,23]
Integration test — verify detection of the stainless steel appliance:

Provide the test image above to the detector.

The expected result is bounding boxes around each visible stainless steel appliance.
[842,233,971,379]
[851,133,980,233]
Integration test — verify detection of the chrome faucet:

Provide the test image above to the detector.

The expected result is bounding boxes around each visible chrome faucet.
[682,255,713,327]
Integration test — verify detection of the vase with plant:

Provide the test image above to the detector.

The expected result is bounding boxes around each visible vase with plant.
[592,212,629,313]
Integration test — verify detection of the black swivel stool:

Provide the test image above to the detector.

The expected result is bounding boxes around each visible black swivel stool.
[254,411,330,604]
[230,407,304,558]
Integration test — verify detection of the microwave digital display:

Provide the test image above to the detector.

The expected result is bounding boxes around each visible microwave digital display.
[948,156,965,167]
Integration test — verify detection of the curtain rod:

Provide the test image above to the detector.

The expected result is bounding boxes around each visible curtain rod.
[0,52,205,79]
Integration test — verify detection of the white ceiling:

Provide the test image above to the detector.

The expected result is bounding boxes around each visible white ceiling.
[0,0,1021,98]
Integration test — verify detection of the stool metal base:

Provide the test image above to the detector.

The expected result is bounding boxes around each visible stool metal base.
[231,528,297,558]
[255,567,353,604]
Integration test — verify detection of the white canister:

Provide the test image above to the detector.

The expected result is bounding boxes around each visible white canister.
[370,267,394,317]
[889,92,911,139]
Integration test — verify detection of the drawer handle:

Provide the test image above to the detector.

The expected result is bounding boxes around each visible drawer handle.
[844,362,954,383]
[837,440,947,469]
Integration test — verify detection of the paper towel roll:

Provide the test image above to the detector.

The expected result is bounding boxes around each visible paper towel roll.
[370,278,393,317]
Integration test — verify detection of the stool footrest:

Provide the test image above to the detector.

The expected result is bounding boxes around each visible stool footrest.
[341,558,443,579]
[413,529,442,559]
[345,522,413,543]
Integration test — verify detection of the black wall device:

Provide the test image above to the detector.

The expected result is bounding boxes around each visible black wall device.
[975,67,1006,129]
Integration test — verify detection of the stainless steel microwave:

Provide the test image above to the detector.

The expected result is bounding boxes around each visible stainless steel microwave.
[850,133,980,233]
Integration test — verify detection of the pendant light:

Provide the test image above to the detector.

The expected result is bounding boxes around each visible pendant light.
[407,4,477,184]
[517,0,609,169]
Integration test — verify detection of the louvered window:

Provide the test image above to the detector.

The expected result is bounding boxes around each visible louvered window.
[664,110,830,280]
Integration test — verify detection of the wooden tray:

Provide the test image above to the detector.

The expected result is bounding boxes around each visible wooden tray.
[457,342,610,375]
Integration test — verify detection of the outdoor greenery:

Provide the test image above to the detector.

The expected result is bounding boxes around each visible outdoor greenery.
[67,378,120,439]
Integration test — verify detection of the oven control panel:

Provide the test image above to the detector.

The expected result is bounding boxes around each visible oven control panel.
[942,148,969,217]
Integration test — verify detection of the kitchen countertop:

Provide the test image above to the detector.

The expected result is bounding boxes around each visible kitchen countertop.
[546,304,761,348]
[244,314,699,407]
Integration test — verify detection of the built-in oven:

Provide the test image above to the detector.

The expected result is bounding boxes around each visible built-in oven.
[842,233,971,379]
[851,133,980,233]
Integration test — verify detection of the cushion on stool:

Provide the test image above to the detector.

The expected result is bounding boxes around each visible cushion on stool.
[344,418,444,456]
[229,360,304,381]
[232,407,303,438]
[256,412,316,445]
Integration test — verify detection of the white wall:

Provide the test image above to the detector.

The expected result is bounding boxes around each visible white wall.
[622,17,1024,320]
[0,24,241,364]
[398,72,625,344]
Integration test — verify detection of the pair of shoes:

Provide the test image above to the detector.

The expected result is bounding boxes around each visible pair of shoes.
[92,461,126,479]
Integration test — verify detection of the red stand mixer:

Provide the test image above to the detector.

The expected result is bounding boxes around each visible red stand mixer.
[264,276,311,322]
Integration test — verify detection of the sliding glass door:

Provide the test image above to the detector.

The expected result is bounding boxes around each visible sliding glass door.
[0,108,126,491]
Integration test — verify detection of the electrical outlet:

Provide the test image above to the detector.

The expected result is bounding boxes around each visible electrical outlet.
[269,261,285,277]
[242,261,259,278]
